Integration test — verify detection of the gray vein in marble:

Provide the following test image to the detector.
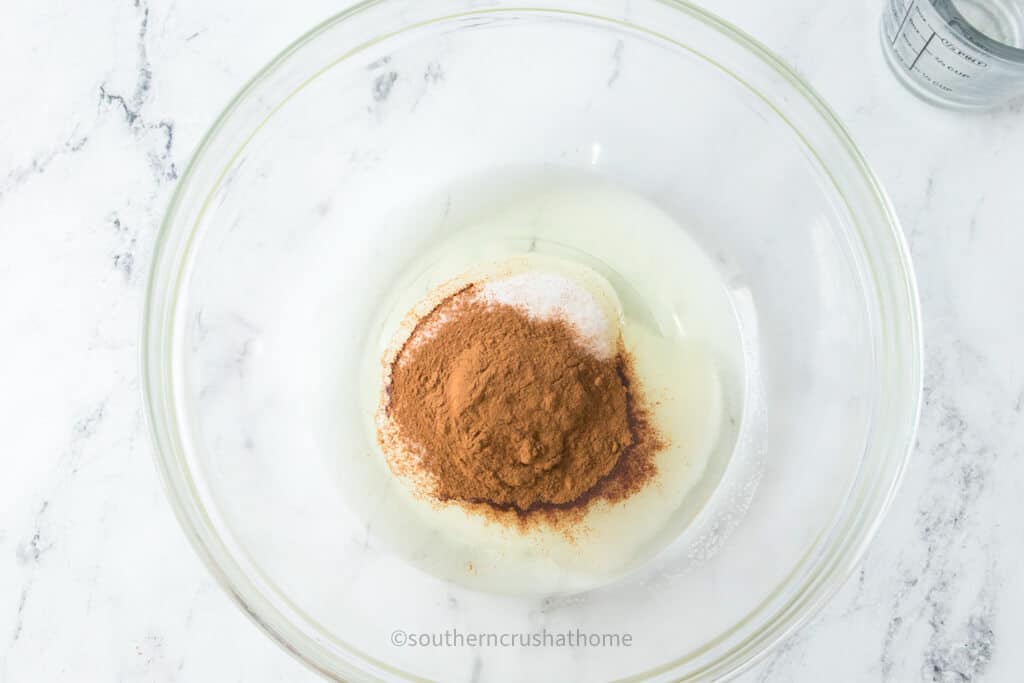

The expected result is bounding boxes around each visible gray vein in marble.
[877,343,1002,681]
[966,197,985,245]
[373,71,399,103]
[360,520,373,551]
[9,493,56,655]
[191,309,209,351]
[877,563,927,677]
[410,61,445,113]
[14,531,51,568]
[98,83,178,182]
[424,61,444,84]
[98,2,151,127]
[194,313,261,399]
[754,629,808,683]
[608,40,624,86]
[0,131,90,202]
[836,566,869,618]
[113,250,136,280]
[14,502,52,567]
[96,0,178,183]
[109,214,140,282]
[881,614,906,680]
[74,402,107,439]
[920,561,997,682]
[368,69,400,120]
[535,593,584,616]
[9,581,35,654]
[9,444,83,657]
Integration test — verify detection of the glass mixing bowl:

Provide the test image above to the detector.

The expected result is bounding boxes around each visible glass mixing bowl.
[142,0,923,680]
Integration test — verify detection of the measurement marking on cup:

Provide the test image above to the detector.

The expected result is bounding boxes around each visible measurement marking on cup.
[910,31,936,70]
[892,0,916,46]
[882,0,1018,105]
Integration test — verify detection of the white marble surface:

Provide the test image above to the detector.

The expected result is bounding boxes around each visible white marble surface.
[2,0,1022,681]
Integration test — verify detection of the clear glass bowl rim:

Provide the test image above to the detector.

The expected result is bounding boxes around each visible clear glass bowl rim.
[141,1,924,680]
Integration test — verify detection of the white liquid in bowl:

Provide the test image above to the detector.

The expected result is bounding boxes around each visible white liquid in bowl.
[330,177,746,594]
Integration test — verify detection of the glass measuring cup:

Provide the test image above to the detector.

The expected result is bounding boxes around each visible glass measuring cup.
[882,0,1024,107]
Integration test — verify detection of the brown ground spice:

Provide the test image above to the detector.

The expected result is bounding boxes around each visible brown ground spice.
[379,284,661,525]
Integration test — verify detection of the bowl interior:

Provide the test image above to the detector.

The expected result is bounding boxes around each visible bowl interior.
[147,2,920,680]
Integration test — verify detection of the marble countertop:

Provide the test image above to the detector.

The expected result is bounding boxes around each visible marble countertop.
[2,0,1022,681]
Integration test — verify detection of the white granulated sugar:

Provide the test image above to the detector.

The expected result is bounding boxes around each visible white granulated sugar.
[478,271,615,358]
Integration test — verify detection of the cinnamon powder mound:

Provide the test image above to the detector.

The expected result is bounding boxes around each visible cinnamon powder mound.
[379,284,662,521]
